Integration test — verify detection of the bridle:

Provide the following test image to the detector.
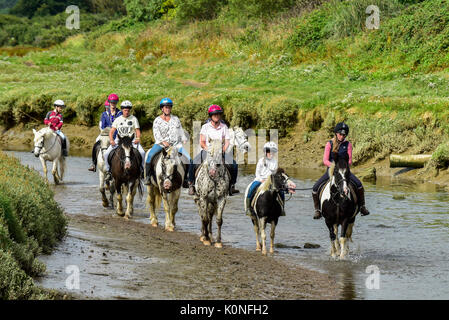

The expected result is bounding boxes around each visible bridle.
[34,133,58,156]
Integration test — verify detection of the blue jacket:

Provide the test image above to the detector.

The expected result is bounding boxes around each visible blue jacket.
[100,109,122,139]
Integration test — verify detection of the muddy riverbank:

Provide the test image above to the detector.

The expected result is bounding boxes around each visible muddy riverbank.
[38,213,339,300]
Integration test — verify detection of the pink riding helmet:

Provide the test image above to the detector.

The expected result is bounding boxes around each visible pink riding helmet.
[104,100,110,108]
[208,104,223,116]
[108,93,119,103]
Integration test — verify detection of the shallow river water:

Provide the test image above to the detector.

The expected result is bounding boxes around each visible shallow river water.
[6,149,449,300]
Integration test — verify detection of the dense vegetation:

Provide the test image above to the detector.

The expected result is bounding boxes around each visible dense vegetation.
[0,151,67,299]
[0,0,448,168]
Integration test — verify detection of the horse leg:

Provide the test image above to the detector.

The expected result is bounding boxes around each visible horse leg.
[147,186,158,227]
[162,195,173,232]
[99,171,109,207]
[168,191,180,232]
[252,217,261,251]
[125,182,136,220]
[269,221,277,254]
[346,219,355,242]
[116,184,124,217]
[40,157,49,183]
[326,220,338,258]
[214,198,225,248]
[339,219,350,259]
[108,180,115,209]
[259,217,268,255]
[51,160,60,185]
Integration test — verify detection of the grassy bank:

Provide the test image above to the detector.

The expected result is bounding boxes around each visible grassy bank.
[0,0,449,169]
[0,151,67,299]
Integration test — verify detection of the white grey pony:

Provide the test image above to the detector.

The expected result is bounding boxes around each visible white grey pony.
[194,138,230,248]
[96,127,115,208]
[228,126,251,162]
[32,127,69,184]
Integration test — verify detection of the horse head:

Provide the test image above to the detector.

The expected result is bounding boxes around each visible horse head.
[118,133,134,170]
[231,127,251,153]
[32,128,52,157]
[272,168,293,192]
[99,127,111,150]
[159,146,181,192]
[331,152,351,200]
[206,138,224,178]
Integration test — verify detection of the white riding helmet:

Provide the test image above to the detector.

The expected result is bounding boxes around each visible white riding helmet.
[121,100,133,109]
[54,99,65,107]
[263,141,278,153]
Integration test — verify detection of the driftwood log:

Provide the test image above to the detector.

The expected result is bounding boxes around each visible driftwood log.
[389,154,432,168]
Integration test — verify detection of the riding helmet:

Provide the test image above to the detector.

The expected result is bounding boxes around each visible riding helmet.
[108,93,119,104]
[263,141,278,154]
[54,99,65,107]
[160,98,173,108]
[334,122,349,135]
[121,100,133,109]
[208,104,223,116]
[104,100,110,108]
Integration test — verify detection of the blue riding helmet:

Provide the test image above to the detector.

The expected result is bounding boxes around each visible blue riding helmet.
[160,98,173,108]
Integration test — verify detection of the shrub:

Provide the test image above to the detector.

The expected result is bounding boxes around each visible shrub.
[174,0,223,22]
[431,141,449,169]
[259,97,299,137]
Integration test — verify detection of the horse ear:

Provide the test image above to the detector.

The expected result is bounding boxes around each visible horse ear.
[32,129,36,134]
[162,148,167,157]
[131,133,135,141]
[332,152,339,162]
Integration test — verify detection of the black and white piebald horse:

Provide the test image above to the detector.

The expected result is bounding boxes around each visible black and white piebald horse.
[319,152,358,259]
[244,168,294,255]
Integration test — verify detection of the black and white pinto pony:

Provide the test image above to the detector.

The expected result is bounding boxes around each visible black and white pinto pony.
[320,153,358,259]
[110,134,143,219]
[244,168,295,255]
[194,138,230,248]
[32,127,69,184]
[96,127,115,208]
[145,146,185,232]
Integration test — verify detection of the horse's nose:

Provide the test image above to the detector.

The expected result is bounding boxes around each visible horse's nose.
[124,160,131,169]
[163,179,172,190]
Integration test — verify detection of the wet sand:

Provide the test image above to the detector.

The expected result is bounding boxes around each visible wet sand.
[37,212,340,300]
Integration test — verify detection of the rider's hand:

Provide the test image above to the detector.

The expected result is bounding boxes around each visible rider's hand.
[133,138,140,144]
[162,141,170,148]
[288,181,296,194]
[110,139,116,146]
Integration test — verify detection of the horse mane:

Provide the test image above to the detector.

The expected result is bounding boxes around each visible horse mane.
[329,161,336,178]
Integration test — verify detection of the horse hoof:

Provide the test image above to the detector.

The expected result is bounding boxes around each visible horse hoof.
[200,236,206,242]
[262,250,267,255]
[256,247,261,251]
[165,226,174,232]
[214,242,222,248]
[203,240,211,246]
[102,202,109,208]
[116,212,124,217]
[151,222,158,228]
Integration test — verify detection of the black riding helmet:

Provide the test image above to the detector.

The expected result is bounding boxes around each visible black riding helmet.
[334,122,349,135]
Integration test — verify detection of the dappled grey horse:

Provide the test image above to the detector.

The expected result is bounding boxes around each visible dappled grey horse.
[194,138,230,248]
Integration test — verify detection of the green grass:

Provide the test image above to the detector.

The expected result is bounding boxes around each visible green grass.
[1,0,449,166]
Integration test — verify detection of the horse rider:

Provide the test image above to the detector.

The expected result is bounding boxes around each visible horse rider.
[312,122,370,219]
[144,98,194,189]
[245,142,296,217]
[104,100,146,181]
[88,94,122,172]
[190,104,239,196]
[44,99,68,157]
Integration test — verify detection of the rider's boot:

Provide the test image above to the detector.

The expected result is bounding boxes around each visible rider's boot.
[312,192,322,219]
[357,187,370,216]
[182,166,189,188]
[62,139,68,157]
[144,162,152,185]
[88,163,96,172]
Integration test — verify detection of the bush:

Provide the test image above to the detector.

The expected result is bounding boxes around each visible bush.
[174,0,223,22]
[124,0,165,22]
[0,151,66,299]
[227,0,296,19]
[259,97,299,137]
[431,141,449,168]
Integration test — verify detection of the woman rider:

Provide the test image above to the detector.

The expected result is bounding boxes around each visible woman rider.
[88,94,122,172]
[190,105,238,196]
[312,122,370,219]
[144,98,193,189]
